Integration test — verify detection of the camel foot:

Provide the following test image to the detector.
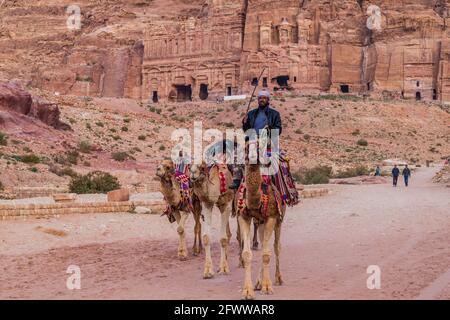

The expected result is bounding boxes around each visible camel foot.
[241,285,255,300]
[203,264,215,279]
[275,275,283,286]
[252,243,259,250]
[218,265,230,275]
[254,280,262,291]
[178,249,188,261]
[192,246,202,256]
[260,281,274,295]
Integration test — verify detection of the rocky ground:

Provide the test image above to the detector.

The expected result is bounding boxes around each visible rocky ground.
[0,166,448,300]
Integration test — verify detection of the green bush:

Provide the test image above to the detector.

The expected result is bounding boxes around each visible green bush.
[15,154,41,164]
[112,151,130,162]
[78,141,92,154]
[69,171,121,194]
[333,165,370,179]
[294,166,332,185]
[66,150,80,165]
[0,132,8,146]
[357,139,368,147]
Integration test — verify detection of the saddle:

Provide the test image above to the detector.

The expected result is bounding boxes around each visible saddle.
[162,162,195,224]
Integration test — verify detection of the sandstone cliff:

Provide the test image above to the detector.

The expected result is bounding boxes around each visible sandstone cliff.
[1,0,449,102]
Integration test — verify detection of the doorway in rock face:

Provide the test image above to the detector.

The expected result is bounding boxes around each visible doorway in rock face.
[416,92,422,100]
[340,84,350,93]
[227,86,232,96]
[175,85,192,102]
[275,75,289,88]
[152,91,158,103]
[199,84,208,100]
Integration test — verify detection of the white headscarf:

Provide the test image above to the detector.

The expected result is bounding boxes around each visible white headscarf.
[258,90,270,98]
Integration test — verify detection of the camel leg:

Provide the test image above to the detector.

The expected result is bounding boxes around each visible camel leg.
[254,222,265,290]
[252,220,259,250]
[236,218,244,268]
[238,215,255,300]
[218,203,232,275]
[274,218,283,286]
[226,220,232,245]
[202,205,214,279]
[261,216,276,295]
[175,211,189,260]
[193,211,203,256]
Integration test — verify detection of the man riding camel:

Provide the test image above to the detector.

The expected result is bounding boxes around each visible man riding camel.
[229,89,282,190]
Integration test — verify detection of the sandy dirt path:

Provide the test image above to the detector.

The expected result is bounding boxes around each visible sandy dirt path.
[0,167,449,300]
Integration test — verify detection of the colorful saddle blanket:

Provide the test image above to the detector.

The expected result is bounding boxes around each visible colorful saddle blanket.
[162,162,194,223]
[235,151,299,222]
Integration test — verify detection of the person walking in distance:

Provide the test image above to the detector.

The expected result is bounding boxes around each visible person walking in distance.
[402,165,411,187]
[392,165,400,187]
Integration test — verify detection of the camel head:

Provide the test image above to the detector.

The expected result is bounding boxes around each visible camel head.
[156,159,175,181]
[190,162,207,183]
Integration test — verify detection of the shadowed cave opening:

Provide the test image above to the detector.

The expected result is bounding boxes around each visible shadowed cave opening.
[199,84,208,100]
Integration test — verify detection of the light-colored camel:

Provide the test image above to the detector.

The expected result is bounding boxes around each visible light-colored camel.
[237,162,285,300]
[190,162,234,278]
[156,159,202,260]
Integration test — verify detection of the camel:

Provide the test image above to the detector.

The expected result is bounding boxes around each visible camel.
[190,162,234,278]
[156,159,203,260]
[236,161,285,300]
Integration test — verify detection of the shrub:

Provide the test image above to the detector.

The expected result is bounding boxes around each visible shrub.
[121,126,128,132]
[29,167,39,173]
[0,132,8,146]
[15,154,41,164]
[0,180,4,191]
[95,121,104,127]
[69,171,120,194]
[159,145,166,151]
[352,129,361,136]
[138,135,146,141]
[123,118,131,123]
[333,165,370,179]
[303,134,311,141]
[295,129,302,134]
[66,151,79,165]
[357,139,368,147]
[78,141,92,154]
[293,166,332,185]
[112,151,130,162]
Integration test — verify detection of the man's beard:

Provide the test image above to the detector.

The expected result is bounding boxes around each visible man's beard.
[258,101,269,108]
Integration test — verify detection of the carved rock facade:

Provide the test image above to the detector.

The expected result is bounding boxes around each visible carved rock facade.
[143,0,450,103]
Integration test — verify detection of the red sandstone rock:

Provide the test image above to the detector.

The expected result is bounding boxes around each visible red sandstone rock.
[107,189,130,202]
[0,82,32,115]
[0,81,70,130]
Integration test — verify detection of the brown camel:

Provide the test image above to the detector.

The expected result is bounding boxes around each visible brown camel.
[190,162,234,278]
[156,159,202,260]
[236,162,285,300]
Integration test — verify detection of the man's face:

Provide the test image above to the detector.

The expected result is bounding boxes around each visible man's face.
[258,96,269,108]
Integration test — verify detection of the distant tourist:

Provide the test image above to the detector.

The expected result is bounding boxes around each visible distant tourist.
[375,166,381,176]
[392,165,400,187]
[402,165,412,187]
